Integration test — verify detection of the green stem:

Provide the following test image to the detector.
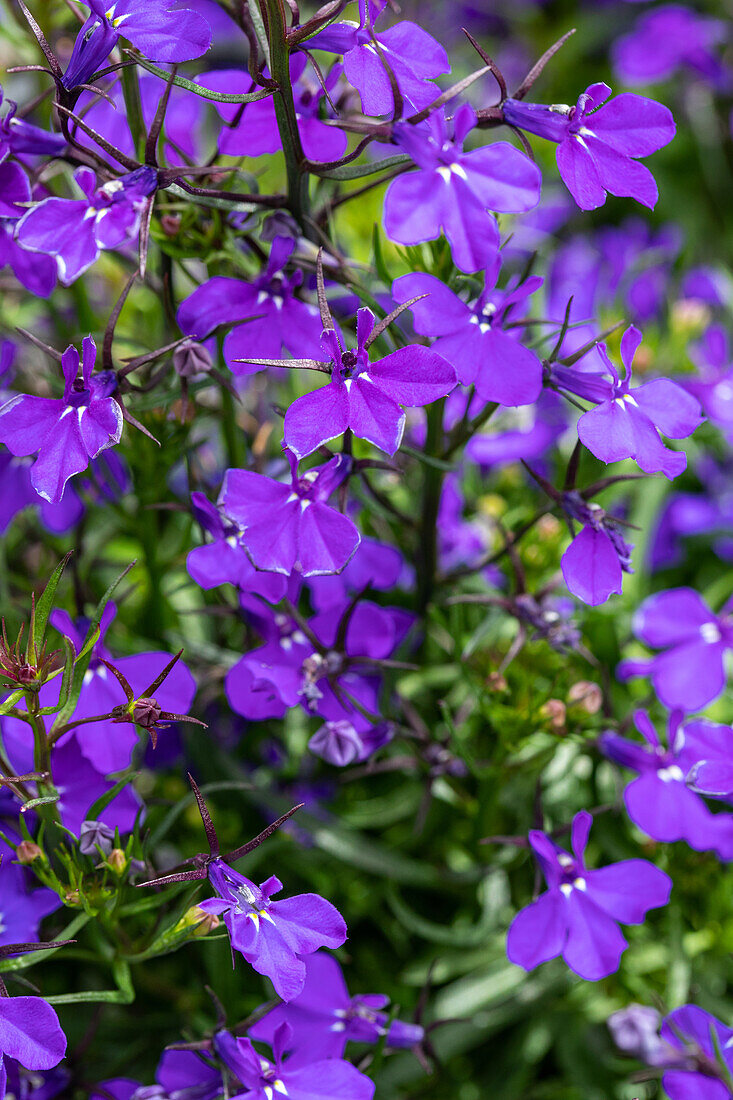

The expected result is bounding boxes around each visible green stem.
[417,398,446,616]
[120,65,147,163]
[258,0,310,230]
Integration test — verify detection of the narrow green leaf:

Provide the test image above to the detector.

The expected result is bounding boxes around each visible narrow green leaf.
[87,772,140,822]
[129,53,274,104]
[312,154,411,181]
[31,551,72,658]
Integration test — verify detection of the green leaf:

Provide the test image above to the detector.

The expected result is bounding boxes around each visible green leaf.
[312,154,411,181]
[38,636,77,715]
[87,772,140,822]
[29,551,72,660]
[129,54,275,104]
[45,960,135,1005]
[0,688,24,718]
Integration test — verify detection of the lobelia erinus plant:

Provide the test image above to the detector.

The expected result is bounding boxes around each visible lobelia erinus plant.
[0,0,732,1097]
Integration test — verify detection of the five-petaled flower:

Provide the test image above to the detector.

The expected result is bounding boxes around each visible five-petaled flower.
[384,104,541,273]
[506,810,671,980]
[282,309,456,459]
[198,860,347,1002]
[503,82,676,210]
[0,336,122,504]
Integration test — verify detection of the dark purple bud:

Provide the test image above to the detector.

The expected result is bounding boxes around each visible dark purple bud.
[133,696,163,730]
[79,819,115,856]
[173,339,213,379]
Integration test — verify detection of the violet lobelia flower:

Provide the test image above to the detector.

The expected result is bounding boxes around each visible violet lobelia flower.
[197,861,347,1002]
[617,587,733,711]
[222,451,361,577]
[177,236,325,373]
[308,719,393,767]
[279,308,456,459]
[0,843,60,948]
[600,710,733,858]
[92,1050,222,1100]
[249,952,423,1061]
[506,810,671,981]
[392,260,543,406]
[607,1004,681,1069]
[187,492,289,602]
[560,490,634,606]
[0,336,123,504]
[0,162,56,298]
[61,0,211,91]
[307,0,450,116]
[384,104,541,273]
[201,56,348,163]
[660,1005,733,1099]
[215,1024,375,1100]
[553,326,703,479]
[0,943,69,1095]
[15,166,158,285]
[503,82,676,211]
[613,5,729,90]
[0,86,66,161]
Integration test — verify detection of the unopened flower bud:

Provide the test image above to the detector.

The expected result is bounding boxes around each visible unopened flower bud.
[540,699,566,730]
[16,840,43,864]
[567,680,603,714]
[536,514,561,541]
[79,819,115,855]
[176,905,220,936]
[107,848,127,875]
[173,338,213,379]
[160,213,181,237]
[65,889,81,904]
[487,671,508,692]
[133,696,162,729]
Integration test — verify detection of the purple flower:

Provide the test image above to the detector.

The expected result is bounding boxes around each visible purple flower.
[92,1050,221,1100]
[44,603,196,775]
[0,994,66,1091]
[661,1005,733,1099]
[392,260,543,406]
[0,726,141,836]
[308,0,450,115]
[283,309,456,458]
[685,324,733,428]
[384,105,541,273]
[61,0,211,90]
[15,166,158,285]
[307,536,405,612]
[197,860,347,1001]
[0,162,56,298]
[506,810,671,981]
[617,587,733,711]
[215,1024,375,1100]
[554,326,703,479]
[77,73,206,165]
[250,952,422,1061]
[503,82,676,211]
[177,237,325,372]
[601,710,733,858]
[187,492,288,602]
[0,844,59,948]
[225,599,410,726]
[613,5,729,89]
[308,719,393,766]
[0,87,66,161]
[202,57,348,163]
[0,336,122,504]
[608,1004,679,1068]
[560,491,634,606]
[221,451,360,577]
